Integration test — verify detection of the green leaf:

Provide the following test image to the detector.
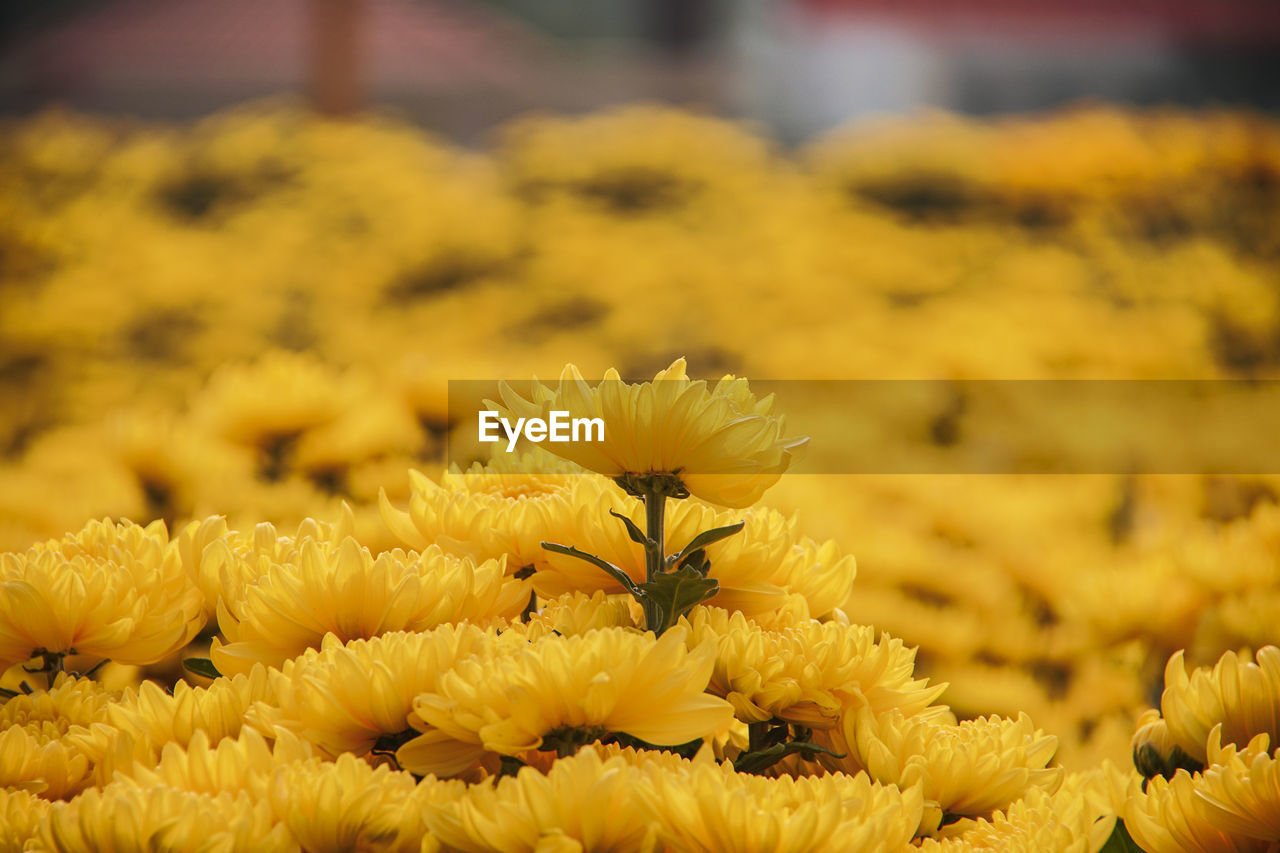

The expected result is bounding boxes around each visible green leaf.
[676,548,711,576]
[637,565,719,634]
[182,658,221,680]
[671,522,744,565]
[609,509,652,547]
[733,740,846,775]
[541,542,640,596]
[1098,820,1143,853]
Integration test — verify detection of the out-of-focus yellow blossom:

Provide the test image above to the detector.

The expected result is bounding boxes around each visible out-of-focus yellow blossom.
[0,787,49,853]
[379,466,586,573]
[0,518,204,673]
[248,625,509,757]
[398,627,733,777]
[425,747,660,853]
[1160,647,1280,763]
[495,360,807,507]
[637,757,923,853]
[210,536,527,674]
[33,779,296,853]
[268,752,444,853]
[190,351,356,449]
[841,707,1064,833]
[1196,726,1280,843]
[682,607,943,728]
[0,674,116,799]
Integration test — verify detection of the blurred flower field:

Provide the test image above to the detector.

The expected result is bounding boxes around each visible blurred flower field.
[1,100,1280,851]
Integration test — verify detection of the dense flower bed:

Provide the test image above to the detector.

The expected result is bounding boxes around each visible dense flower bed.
[2,102,1279,851]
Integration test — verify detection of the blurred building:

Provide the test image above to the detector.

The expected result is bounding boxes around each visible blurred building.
[1,0,1277,140]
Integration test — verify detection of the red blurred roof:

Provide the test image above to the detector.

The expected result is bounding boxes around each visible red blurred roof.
[798,0,1280,44]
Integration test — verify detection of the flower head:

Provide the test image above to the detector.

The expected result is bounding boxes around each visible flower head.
[494,360,807,508]
[636,759,922,853]
[1160,647,1280,763]
[0,674,118,799]
[0,518,205,672]
[842,707,1063,833]
[425,748,659,853]
[210,536,527,675]
[683,607,943,729]
[397,626,733,777]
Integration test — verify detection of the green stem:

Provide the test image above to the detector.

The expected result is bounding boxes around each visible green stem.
[641,489,667,632]
[643,490,666,582]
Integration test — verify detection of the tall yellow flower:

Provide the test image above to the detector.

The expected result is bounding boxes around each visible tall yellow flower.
[210,536,527,675]
[494,359,807,508]
[397,626,733,777]
[1160,647,1280,763]
[0,518,204,673]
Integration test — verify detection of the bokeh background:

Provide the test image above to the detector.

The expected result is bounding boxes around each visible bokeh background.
[3,0,1280,772]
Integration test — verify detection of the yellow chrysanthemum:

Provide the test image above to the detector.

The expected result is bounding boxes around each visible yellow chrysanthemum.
[425,747,660,853]
[247,625,512,757]
[525,590,641,638]
[33,779,295,853]
[682,607,944,728]
[534,494,855,618]
[0,518,205,671]
[397,626,733,777]
[841,707,1064,834]
[379,465,586,574]
[1196,726,1280,843]
[918,761,1133,853]
[116,727,312,798]
[210,536,527,675]
[1161,646,1280,763]
[106,664,277,765]
[269,753,452,853]
[189,350,356,449]
[494,359,807,508]
[177,511,358,622]
[0,674,117,799]
[0,787,49,853]
[637,758,922,853]
[1125,769,1271,853]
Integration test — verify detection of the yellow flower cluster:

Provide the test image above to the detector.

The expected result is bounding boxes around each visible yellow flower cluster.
[3,99,1280,848]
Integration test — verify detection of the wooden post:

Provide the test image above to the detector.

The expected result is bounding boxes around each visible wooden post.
[309,0,365,116]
